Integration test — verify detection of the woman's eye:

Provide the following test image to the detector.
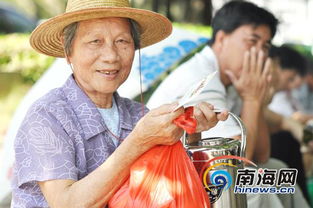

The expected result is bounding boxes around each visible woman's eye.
[90,39,101,44]
[116,39,128,44]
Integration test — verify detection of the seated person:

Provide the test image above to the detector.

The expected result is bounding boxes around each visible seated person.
[265,45,309,202]
[148,0,277,166]
[266,45,308,140]
[11,0,228,207]
[148,1,295,208]
[292,60,313,124]
[148,2,310,207]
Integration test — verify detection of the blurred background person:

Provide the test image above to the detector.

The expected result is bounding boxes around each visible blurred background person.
[291,60,313,124]
[148,1,293,207]
[148,0,276,166]
[264,45,309,203]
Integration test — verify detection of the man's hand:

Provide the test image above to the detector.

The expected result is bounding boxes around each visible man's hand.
[225,47,272,104]
[224,47,273,163]
[281,117,304,142]
[193,102,228,133]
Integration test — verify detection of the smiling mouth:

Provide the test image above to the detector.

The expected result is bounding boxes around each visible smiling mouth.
[97,70,119,75]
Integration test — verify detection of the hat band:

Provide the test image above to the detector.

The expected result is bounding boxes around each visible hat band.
[66,0,130,12]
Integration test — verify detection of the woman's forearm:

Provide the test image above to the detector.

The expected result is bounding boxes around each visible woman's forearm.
[39,131,147,208]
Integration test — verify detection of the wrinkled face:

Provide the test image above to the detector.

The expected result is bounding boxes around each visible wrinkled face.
[218,24,272,85]
[68,17,135,96]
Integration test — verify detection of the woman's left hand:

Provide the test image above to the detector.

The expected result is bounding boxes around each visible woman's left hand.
[193,102,228,132]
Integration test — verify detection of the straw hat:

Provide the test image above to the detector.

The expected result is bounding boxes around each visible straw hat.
[30,0,172,57]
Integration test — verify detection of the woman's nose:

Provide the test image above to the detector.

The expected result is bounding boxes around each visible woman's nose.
[100,43,119,63]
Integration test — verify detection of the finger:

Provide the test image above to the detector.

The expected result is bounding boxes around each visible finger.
[194,105,210,128]
[197,102,218,126]
[267,74,272,83]
[173,128,184,142]
[217,111,229,121]
[242,50,250,75]
[150,102,180,116]
[262,58,272,80]
[249,47,257,74]
[168,122,182,136]
[265,74,272,92]
[256,50,264,75]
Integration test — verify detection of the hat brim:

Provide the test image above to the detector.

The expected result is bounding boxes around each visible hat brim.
[30,7,172,57]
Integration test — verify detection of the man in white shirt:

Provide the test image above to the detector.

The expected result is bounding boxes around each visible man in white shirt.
[148,2,310,207]
[148,1,276,164]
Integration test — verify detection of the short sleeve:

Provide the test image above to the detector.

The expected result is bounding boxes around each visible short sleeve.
[14,103,78,188]
[269,92,295,117]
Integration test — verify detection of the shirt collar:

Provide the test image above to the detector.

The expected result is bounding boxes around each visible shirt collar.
[115,92,134,131]
[62,75,133,140]
[201,46,219,73]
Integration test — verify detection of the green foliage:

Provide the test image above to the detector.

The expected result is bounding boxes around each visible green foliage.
[173,22,212,38]
[0,83,31,145]
[2,0,66,19]
[285,43,313,61]
[0,33,55,83]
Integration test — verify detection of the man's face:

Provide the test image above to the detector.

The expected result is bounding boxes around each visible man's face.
[218,24,272,85]
[276,67,298,91]
[288,74,303,90]
[306,74,313,90]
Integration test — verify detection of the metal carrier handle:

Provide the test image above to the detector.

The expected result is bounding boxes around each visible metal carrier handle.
[183,109,247,158]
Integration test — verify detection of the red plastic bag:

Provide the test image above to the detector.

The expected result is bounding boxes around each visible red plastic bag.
[109,107,210,208]
[173,106,197,135]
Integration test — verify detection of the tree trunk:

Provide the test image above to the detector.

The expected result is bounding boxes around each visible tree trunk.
[152,0,160,12]
[184,0,192,22]
[202,0,212,25]
[166,0,173,21]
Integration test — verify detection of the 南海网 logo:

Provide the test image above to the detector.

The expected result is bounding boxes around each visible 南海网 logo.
[199,155,297,203]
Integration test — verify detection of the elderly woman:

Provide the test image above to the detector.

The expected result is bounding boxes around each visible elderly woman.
[11,0,228,207]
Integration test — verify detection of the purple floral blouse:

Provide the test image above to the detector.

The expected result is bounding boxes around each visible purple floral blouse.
[11,75,147,207]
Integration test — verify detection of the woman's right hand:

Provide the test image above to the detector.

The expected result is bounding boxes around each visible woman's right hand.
[131,103,185,151]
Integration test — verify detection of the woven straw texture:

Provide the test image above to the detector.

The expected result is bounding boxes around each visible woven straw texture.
[30,0,172,57]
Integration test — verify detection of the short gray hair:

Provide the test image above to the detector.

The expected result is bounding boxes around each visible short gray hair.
[63,22,78,57]
[129,19,141,49]
[62,19,141,57]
